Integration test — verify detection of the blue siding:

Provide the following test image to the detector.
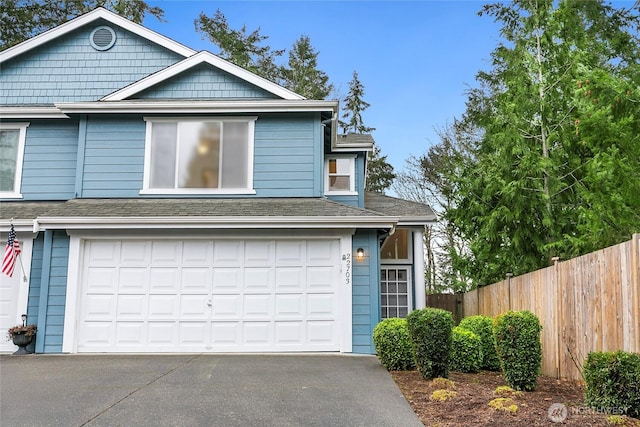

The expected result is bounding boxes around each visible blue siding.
[253,113,319,197]
[82,116,146,197]
[0,21,184,104]
[20,120,78,200]
[351,230,381,354]
[137,64,276,100]
[33,230,69,354]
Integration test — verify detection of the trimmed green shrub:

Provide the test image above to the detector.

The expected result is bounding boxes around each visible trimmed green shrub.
[373,318,415,371]
[583,350,640,418]
[449,326,482,373]
[406,307,454,379]
[459,315,501,371]
[493,310,542,391]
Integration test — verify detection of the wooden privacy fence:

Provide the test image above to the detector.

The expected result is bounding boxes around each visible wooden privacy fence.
[462,234,640,381]
[425,293,464,324]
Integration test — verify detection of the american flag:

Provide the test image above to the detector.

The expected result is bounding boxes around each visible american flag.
[2,224,21,277]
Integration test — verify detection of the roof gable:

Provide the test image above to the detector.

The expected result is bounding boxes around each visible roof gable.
[102,51,304,101]
[0,8,195,63]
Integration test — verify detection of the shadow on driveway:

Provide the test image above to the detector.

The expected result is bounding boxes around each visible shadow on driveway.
[0,354,422,426]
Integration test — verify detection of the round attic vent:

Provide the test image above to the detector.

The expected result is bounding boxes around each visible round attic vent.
[90,26,116,51]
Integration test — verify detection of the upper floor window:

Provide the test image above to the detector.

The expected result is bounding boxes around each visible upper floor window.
[325,156,356,195]
[0,123,28,199]
[142,118,256,194]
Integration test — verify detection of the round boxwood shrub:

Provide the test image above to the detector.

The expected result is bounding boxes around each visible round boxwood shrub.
[449,326,482,373]
[584,350,640,418]
[406,307,454,379]
[373,318,415,371]
[459,315,501,371]
[493,310,542,391]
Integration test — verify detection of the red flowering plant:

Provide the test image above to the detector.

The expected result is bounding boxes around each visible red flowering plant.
[7,324,37,341]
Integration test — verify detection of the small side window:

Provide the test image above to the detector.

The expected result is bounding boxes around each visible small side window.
[0,123,28,198]
[325,156,356,194]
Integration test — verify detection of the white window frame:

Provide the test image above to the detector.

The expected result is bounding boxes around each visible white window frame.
[324,155,357,195]
[380,266,413,319]
[0,122,29,199]
[141,117,256,195]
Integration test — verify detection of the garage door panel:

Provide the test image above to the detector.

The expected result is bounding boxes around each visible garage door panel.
[275,322,303,344]
[306,240,338,265]
[276,241,305,265]
[116,295,147,319]
[213,241,243,265]
[150,268,180,293]
[87,241,120,265]
[212,295,241,318]
[244,267,274,291]
[79,238,341,353]
[212,268,242,292]
[244,241,274,264]
[149,295,179,318]
[244,294,272,318]
[307,295,336,318]
[181,268,210,291]
[120,241,150,265]
[86,268,118,293]
[118,268,149,292]
[84,294,116,319]
[243,322,271,344]
[115,322,145,346]
[80,322,113,347]
[307,267,339,291]
[148,322,178,346]
[275,294,303,318]
[211,323,241,345]
[182,241,212,264]
[179,322,208,345]
[151,241,181,265]
[275,268,303,291]
[180,295,208,319]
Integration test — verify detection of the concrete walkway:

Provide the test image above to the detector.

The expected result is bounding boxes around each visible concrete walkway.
[0,354,423,426]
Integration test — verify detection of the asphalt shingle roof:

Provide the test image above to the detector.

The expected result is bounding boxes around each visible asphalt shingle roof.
[364,192,436,222]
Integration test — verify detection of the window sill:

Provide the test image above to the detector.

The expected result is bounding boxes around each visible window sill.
[139,189,257,196]
[0,193,23,200]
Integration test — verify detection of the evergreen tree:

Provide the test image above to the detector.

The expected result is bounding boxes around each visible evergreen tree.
[446,0,640,286]
[339,70,375,134]
[195,9,284,82]
[281,35,333,99]
[365,144,395,193]
[1,0,163,50]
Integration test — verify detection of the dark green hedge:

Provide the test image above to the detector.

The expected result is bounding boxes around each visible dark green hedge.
[459,315,501,371]
[449,326,482,373]
[584,350,640,418]
[406,307,454,379]
[493,310,542,391]
[373,318,416,371]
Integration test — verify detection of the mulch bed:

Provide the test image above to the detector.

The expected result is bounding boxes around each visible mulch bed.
[391,370,639,426]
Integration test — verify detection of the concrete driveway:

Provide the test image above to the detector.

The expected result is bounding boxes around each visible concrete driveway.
[0,354,422,427]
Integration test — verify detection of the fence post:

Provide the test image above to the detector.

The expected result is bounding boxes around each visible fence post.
[632,234,640,353]
[552,256,561,379]
[506,273,513,311]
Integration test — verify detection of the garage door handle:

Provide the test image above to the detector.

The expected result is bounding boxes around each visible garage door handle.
[207,300,212,307]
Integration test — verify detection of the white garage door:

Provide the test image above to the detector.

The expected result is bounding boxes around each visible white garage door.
[78,239,341,353]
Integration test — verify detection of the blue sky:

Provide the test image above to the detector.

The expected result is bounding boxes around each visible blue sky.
[144,0,503,172]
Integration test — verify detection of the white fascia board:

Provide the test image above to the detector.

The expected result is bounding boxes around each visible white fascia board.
[55,100,338,114]
[397,218,438,226]
[0,8,195,64]
[102,51,304,101]
[0,107,69,119]
[34,216,397,230]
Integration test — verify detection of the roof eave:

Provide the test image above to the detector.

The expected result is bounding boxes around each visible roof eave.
[0,107,69,119]
[30,216,397,231]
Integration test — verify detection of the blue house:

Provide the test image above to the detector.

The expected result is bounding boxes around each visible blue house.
[0,8,435,354]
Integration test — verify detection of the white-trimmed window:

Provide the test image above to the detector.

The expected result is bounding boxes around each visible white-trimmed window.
[142,117,256,194]
[381,229,413,318]
[325,156,356,194]
[0,123,28,198]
